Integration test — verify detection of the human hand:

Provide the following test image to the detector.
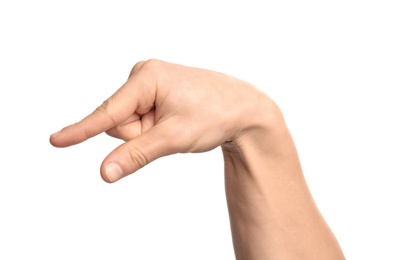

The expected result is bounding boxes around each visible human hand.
[50,59,273,183]
[49,60,345,259]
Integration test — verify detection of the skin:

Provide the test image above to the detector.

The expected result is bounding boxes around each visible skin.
[50,59,345,259]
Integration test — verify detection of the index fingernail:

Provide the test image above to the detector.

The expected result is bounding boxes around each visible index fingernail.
[51,131,60,138]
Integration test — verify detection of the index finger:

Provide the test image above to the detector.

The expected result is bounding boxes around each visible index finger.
[49,81,138,148]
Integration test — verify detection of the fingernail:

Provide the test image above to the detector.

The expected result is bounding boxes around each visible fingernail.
[105,162,123,182]
[51,131,60,138]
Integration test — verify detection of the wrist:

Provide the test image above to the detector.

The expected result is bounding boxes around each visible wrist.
[222,93,291,157]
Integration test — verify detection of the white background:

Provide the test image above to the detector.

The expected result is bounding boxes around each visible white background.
[1,0,393,259]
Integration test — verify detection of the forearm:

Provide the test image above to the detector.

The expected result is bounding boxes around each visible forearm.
[222,102,345,260]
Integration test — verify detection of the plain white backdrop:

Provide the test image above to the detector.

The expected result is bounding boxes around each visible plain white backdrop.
[1,0,393,259]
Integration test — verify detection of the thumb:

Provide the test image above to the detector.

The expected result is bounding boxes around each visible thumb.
[100,125,173,183]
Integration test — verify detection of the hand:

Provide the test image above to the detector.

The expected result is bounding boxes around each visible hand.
[49,59,345,259]
[50,59,273,183]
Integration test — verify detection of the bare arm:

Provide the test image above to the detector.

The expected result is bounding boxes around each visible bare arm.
[221,98,344,259]
[50,59,345,259]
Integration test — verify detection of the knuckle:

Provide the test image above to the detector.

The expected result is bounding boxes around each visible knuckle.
[129,59,163,85]
[127,145,149,170]
[98,99,110,111]
[134,60,146,68]
[140,59,163,74]
[144,58,161,67]
[95,99,117,125]
[130,61,146,75]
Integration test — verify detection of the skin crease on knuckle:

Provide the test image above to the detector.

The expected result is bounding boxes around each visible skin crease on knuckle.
[96,99,118,126]
[126,144,149,173]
